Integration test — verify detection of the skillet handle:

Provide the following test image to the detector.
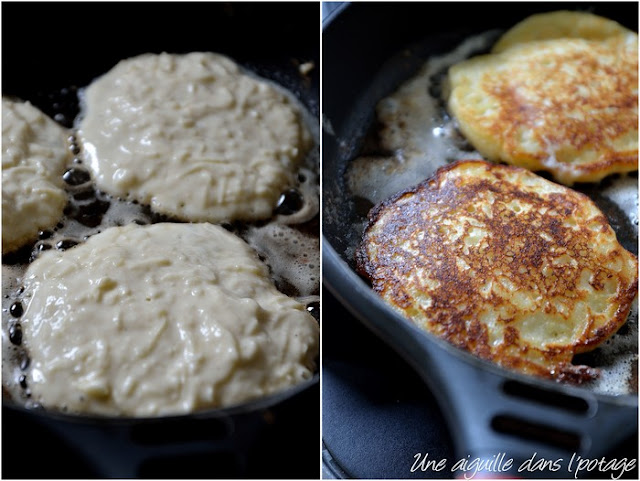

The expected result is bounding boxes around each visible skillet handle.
[324,253,637,478]
[425,349,638,479]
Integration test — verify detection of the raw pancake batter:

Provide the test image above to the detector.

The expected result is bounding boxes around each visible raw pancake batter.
[20,223,319,416]
[78,52,312,223]
[2,98,70,253]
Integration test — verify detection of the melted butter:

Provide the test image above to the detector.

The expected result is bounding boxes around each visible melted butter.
[346,33,495,206]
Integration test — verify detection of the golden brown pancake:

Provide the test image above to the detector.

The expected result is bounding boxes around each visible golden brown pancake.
[357,160,638,382]
[447,33,638,185]
[492,10,633,53]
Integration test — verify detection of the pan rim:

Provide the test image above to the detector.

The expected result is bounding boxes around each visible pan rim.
[3,372,319,424]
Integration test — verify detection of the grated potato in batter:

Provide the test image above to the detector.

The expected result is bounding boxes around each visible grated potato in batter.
[2,98,71,254]
[20,223,319,416]
[78,52,312,223]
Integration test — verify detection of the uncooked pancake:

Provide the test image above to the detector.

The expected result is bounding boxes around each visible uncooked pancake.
[447,33,638,185]
[492,10,633,53]
[357,160,638,382]
[78,52,312,223]
[2,98,70,254]
[20,223,319,416]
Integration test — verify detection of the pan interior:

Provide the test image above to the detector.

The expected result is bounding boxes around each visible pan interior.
[323,12,638,396]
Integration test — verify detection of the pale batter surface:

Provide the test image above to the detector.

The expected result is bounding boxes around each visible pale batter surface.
[78,52,312,223]
[20,223,319,416]
[2,98,70,253]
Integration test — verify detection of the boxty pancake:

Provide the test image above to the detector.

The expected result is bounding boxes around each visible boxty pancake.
[78,52,313,224]
[492,10,634,53]
[447,28,638,185]
[357,160,638,382]
[2,98,71,254]
[20,223,319,416]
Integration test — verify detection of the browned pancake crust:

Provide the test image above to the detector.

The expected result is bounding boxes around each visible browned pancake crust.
[447,35,638,185]
[357,160,638,382]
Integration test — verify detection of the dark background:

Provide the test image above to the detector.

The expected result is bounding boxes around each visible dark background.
[3,2,319,113]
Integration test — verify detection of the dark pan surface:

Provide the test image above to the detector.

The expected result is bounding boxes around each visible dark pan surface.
[2,2,319,478]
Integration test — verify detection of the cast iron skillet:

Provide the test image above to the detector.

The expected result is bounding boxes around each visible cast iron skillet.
[323,2,638,477]
[2,3,319,478]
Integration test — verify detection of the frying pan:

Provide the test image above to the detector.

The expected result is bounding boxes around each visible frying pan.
[2,2,319,478]
[322,2,638,478]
